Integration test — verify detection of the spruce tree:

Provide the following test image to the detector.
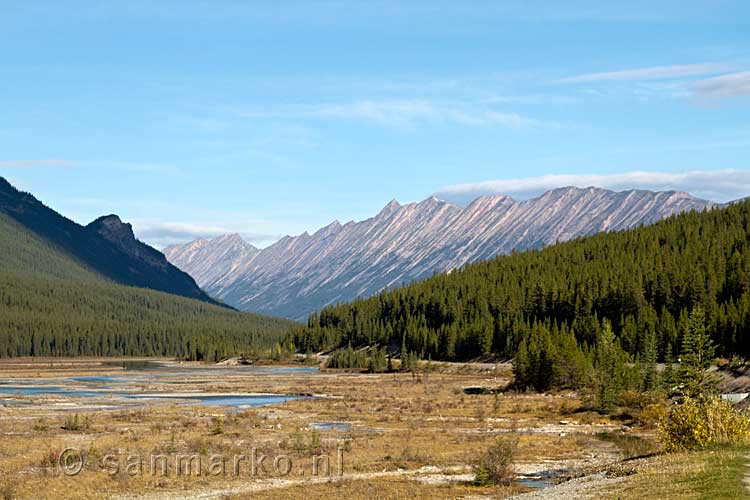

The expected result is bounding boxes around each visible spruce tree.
[592,321,626,413]
[640,328,659,392]
[678,306,715,397]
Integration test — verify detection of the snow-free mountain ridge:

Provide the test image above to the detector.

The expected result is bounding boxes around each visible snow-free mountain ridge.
[164,186,715,320]
[0,177,219,305]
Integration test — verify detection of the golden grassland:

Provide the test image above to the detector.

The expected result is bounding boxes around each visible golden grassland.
[0,358,742,499]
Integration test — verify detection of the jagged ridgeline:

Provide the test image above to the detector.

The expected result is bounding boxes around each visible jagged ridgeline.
[0,211,295,359]
[289,200,750,362]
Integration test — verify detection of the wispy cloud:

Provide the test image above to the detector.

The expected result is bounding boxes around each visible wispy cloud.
[0,159,76,168]
[692,71,750,99]
[435,169,750,204]
[0,159,182,174]
[86,161,182,175]
[556,63,732,84]
[243,100,545,130]
[133,221,280,249]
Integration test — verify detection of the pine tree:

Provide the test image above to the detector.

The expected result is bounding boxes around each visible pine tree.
[677,306,715,397]
[513,339,531,389]
[592,321,626,413]
[640,327,659,392]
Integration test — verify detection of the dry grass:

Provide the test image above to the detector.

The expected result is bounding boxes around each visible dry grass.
[0,358,633,499]
[225,477,523,500]
[599,447,749,500]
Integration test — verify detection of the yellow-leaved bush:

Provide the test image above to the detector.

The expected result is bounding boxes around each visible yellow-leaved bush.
[659,395,749,452]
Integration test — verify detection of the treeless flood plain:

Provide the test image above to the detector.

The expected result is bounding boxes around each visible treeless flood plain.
[0,358,650,499]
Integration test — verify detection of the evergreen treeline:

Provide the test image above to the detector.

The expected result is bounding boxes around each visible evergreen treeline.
[326,346,388,372]
[0,213,295,360]
[0,177,218,304]
[325,345,416,373]
[290,200,750,372]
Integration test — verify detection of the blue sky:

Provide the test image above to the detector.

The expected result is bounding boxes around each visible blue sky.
[2,1,749,248]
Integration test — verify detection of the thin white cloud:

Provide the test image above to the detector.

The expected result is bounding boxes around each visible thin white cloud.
[556,63,732,84]
[0,159,76,168]
[311,100,538,129]
[85,161,182,175]
[0,159,181,174]
[243,100,544,130]
[693,71,750,99]
[133,221,280,249]
[435,170,750,204]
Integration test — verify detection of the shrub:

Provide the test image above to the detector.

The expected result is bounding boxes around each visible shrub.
[641,401,668,428]
[208,417,224,436]
[659,395,750,452]
[32,419,48,432]
[62,413,89,431]
[0,479,15,500]
[307,430,322,454]
[473,437,517,486]
[39,450,60,468]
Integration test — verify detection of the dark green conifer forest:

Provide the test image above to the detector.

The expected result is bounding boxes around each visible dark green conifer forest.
[0,212,295,360]
[290,200,750,388]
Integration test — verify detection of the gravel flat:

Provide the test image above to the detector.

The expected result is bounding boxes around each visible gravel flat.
[506,472,626,500]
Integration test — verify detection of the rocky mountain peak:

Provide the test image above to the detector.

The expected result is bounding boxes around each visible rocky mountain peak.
[164,186,716,320]
[543,185,592,198]
[87,214,135,241]
[87,214,167,268]
[0,177,216,304]
[213,233,257,250]
[417,195,448,208]
[465,193,516,211]
[377,199,402,218]
[314,220,343,239]
[217,232,243,242]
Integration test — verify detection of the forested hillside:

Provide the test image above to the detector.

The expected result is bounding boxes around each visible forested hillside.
[0,177,218,304]
[290,201,750,364]
[0,212,295,359]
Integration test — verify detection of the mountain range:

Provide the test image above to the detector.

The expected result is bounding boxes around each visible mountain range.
[164,186,715,320]
[0,177,218,305]
[0,176,294,359]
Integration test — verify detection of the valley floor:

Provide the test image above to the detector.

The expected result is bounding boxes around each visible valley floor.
[0,358,743,499]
